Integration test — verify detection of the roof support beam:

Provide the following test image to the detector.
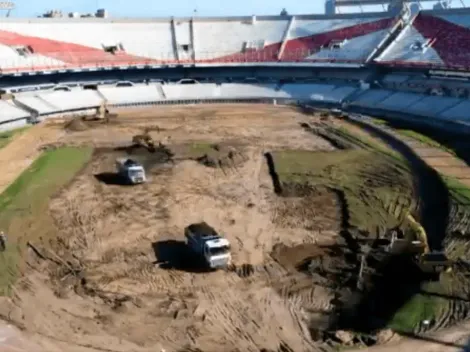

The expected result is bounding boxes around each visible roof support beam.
[278,16,295,61]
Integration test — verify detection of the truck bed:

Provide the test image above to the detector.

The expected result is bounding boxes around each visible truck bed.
[186,222,218,238]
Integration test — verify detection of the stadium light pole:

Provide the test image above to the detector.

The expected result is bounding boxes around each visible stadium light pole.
[0,1,15,17]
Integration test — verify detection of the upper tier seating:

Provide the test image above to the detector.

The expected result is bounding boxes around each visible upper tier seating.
[0,15,396,73]
[376,11,470,70]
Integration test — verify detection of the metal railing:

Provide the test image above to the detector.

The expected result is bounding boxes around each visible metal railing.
[0,48,374,74]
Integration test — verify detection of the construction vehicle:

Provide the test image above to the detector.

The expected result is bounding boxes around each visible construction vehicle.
[184,222,231,269]
[132,132,155,152]
[388,213,450,278]
[115,158,146,184]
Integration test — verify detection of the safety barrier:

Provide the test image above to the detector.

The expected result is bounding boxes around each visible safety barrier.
[0,48,368,74]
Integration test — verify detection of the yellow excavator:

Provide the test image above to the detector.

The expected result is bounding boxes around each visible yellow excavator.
[406,213,451,275]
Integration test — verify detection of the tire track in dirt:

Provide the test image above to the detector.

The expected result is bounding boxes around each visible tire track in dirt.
[8,106,345,352]
[151,147,323,351]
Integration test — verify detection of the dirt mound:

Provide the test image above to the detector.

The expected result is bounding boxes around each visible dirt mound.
[65,118,89,132]
[271,243,325,269]
[196,154,218,167]
[195,144,244,169]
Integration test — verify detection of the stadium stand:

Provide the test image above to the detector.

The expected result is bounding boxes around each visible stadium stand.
[14,95,59,115]
[159,83,359,102]
[376,9,470,70]
[0,14,397,73]
[0,100,30,121]
[440,100,470,121]
[349,89,395,107]
[4,81,470,135]
[406,95,462,116]
[378,91,424,110]
[2,7,470,136]
[162,84,220,100]
[98,85,163,105]
[39,90,103,111]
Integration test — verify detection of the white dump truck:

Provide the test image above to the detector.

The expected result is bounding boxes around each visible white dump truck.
[115,158,146,184]
[185,222,232,269]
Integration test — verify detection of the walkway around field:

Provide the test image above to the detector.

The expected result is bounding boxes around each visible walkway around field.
[373,123,470,190]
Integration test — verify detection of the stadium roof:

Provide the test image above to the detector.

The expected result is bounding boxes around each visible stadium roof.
[335,0,436,6]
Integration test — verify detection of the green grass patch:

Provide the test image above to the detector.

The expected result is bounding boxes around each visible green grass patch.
[389,278,450,333]
[442,175,470,205]
[397,129,454,152]
[371,118,388,126]
[370,120,455,155]
[0,146,92,295]
[272,148,413,233]
[336,125,405,163]
[0,127,29,149]
[388,290,447,333]
[184,142,215,157]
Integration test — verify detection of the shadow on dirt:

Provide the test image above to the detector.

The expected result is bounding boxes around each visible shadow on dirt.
[331,188,361,255]
[152,240,210,273]
[94,172,130,186]
[264,152,282,194]
[333,253,425,333]
[111,143,174,171]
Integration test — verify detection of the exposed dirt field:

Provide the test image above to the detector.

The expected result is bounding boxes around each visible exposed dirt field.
[0,105,342,352]
[2,105,470,352]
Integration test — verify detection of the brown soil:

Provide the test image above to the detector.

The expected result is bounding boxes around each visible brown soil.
[0,105,341,352]
[65,118,89,132]
[6,106,470,352]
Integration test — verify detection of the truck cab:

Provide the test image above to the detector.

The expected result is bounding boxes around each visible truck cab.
[185,222,231,269]
[116,158,146,184]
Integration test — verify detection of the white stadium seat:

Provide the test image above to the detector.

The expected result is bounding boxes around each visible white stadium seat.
[0,100,29,122]
[14,95,59,114]
[0,14,396,72]
[98,85,162,104]
[40,90,103,111]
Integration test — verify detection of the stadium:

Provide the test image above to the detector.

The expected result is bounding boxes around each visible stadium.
[2,0,470,351]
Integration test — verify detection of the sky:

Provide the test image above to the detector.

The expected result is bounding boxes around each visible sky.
[3,0,469,18]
